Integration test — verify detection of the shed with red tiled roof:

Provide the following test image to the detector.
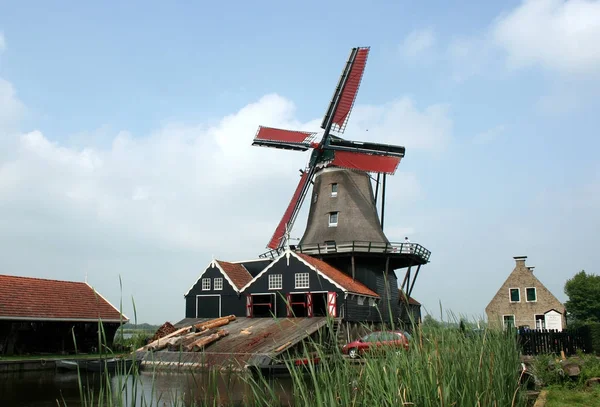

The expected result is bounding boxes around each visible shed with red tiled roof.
[184,259,260,319]
[0,274,126,356]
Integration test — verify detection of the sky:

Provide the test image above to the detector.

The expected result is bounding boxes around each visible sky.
[1,0,599,324]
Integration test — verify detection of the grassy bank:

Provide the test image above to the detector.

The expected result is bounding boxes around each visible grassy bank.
[73,319,528,406]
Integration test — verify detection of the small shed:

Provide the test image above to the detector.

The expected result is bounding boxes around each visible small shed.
[0,274,127,355]
[184,259,257,318]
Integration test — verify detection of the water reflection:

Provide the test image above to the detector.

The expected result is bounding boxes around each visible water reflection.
[0,369,293,406]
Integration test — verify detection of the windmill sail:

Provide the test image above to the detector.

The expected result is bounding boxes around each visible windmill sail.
[321,47,370,134]
[252,126,317,151]
[267,168,313,249]
[330,150,402,175]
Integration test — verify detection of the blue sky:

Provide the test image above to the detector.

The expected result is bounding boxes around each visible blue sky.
[1,0,599,323]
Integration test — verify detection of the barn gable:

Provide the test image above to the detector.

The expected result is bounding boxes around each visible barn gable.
[185,260,253,296]
[184,260,254,319]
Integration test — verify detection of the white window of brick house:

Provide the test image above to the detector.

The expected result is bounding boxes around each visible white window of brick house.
[213,278,223,291]
[509,288,520,303]
[331,183,338,197]
[295,273,309,289]
[201,278,211,291]
[503,315,515,329]
[329,212,338,227]
[269,274,282,290]
[526,287,537,302]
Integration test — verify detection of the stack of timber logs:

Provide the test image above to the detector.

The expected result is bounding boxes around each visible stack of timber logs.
[138,315,236,353]
[150,322,177,341]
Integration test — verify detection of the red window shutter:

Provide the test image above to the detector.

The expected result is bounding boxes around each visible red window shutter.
[327,292,337,317]
[307,292,313,318]
[246,295,253,318]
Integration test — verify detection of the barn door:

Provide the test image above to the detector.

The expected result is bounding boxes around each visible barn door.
[286,293,292,317]
[327,292,337,317]
[306,292,313,317]
[246,294,253,318]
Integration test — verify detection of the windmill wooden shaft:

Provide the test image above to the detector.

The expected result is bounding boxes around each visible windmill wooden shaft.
[300,167,388,246]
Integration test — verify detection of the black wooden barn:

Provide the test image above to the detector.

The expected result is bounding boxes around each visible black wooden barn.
[184,250,422,324]
[184,259,272,318]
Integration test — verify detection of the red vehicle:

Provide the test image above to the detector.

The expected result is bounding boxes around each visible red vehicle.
[341,330,411,359]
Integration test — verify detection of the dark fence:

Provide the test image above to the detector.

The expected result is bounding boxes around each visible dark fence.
[517,328,592,356]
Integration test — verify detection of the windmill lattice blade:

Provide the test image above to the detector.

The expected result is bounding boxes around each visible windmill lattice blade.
[330,150,401,175]
[267,169,312,250]
[254,126,317,145]
[331,47,369,134]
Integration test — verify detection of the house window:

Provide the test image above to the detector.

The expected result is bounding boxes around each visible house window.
[201,278,211,291]
[509,288,520,303]
[526,287,537,302]
[269,274,282,290]
[331,183,338,197]
[295,273,309,289]
[503,315,515,329]
[214,278,223,291]
[358,297,365,306]
[369,298,376,307]
[329,212,338,227]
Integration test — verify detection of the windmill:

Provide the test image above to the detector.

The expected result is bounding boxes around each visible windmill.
[252,47,406,252]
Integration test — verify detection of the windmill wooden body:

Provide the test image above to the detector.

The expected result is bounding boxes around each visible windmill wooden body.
[251,47,431,323]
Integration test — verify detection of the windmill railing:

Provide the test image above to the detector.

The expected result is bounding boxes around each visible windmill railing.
[259,241,431,262]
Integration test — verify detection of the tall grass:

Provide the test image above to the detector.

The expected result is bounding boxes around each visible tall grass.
[241,317,528,407]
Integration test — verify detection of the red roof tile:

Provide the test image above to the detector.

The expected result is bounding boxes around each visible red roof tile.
[0,274,126,322]
[398,289,421,305]
[216,261,253,290]
[296,254,379,297]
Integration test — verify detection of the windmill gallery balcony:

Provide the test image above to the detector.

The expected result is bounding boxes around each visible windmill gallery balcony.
[260,241,431,267]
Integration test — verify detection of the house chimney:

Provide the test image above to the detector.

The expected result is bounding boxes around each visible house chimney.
[513,256,527,266]
[528,266,535,272]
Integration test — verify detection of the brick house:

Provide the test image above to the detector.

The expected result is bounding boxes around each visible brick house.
[485,256,566,331]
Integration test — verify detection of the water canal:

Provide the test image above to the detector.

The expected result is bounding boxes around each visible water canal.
[0,369,294,406]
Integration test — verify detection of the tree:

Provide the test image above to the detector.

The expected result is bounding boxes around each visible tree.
[564,270,600,323]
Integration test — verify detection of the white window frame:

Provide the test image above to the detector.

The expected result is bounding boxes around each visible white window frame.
[525,287,537,303]
[201,278,211,291]
[213,277,223,291]
[268,274,282,290]
[502,314,515,330]
[331,183,338,197]
[509,287,520,303]
[369,298,376,307]
[295,273,309,289]
[328,212,338,227]
[534,313,546,330]
[358,296,365,306]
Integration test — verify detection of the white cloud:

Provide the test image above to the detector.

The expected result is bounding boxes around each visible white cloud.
[400,28,436,59]
[0,78,25,134]
[0,77,452,322]
[347,97,453,152]
[492,0,600,75]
